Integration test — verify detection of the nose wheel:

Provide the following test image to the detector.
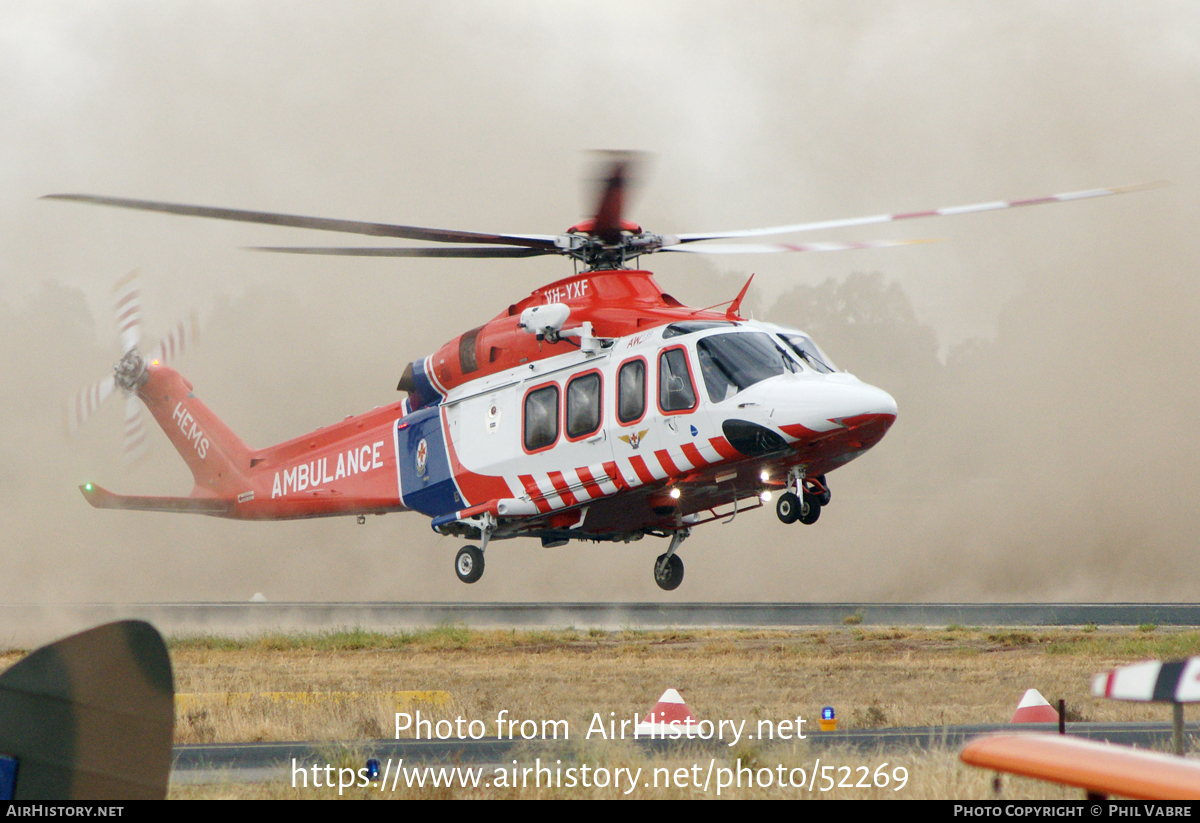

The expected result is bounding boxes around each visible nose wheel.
[455,545,485,584]
[776,492,801,523]
[777,474,826,525]
[797,494,821,524]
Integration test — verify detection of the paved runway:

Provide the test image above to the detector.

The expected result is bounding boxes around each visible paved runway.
[4,602,1199,644]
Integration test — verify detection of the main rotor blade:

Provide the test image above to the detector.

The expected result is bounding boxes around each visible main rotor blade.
[590,154,632,242]
[673,181,1166,243]
[661,238,938,254]
[248,245,558,258]
[43,194,560,249]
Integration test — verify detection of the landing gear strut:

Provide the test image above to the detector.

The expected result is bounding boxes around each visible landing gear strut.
[653,529,689,591]
[455,545,484,584]
[453,513,495,584]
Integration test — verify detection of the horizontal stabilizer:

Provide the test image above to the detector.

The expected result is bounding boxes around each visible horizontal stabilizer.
[80,484,232,515]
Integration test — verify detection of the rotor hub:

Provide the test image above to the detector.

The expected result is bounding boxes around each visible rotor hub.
[560,230,665,271]
[113,349,148,395]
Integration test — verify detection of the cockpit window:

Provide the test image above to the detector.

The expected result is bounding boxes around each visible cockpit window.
[662,320,735,339]
[696,332,796,403]
[780,334,836,374]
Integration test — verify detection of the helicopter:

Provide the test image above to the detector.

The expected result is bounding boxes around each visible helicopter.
[51,158,1154,590]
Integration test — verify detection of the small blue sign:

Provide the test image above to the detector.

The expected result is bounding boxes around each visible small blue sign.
[0,754,18,801]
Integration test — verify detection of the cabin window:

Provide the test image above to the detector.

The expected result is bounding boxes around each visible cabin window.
[617,359,646,424]
[566,372,602,440]
[696,332,796,403]
[658,347,697,412]
[523,384,559,452]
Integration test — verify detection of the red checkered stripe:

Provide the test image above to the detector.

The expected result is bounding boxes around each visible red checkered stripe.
[512,436,740,514]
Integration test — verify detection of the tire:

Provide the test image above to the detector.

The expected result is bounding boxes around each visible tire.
[776,492,801,524]
[654,553,684,591]
[798,494,821,525]
[455,545,485,584]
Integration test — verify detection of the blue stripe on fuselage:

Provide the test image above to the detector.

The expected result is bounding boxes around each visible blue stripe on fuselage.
[407,357,443,410]
[395,407,461,518]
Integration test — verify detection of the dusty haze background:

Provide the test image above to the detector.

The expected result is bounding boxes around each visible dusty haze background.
[1,2,1197,609]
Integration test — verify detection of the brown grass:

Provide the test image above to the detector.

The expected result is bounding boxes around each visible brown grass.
[166,625,1200,747]
[152,626,1200,798]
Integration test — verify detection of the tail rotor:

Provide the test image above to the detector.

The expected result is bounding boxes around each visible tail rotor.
[66,271,198,463]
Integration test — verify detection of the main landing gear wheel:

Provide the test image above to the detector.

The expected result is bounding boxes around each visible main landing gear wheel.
[455,545,484,584]
[798,494,821,525]
[776,492,801,524]
[654,553,684,591]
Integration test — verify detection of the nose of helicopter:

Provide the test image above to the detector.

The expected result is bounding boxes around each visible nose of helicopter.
[815,377,895,426]
[818,380,897,453]
[741,375,897,453]
[851,381,898,419]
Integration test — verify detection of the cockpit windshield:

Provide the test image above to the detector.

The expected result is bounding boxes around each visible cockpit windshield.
[780,333,837,374]
[696,332,796,403]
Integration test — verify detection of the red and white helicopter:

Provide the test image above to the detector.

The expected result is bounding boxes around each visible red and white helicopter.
[52,159,1152,590]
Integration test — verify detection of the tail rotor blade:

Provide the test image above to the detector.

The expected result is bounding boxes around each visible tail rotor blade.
[123,396,148,464]
[113,270,141,355]
[152,309,199,365]
[66,375,116,435]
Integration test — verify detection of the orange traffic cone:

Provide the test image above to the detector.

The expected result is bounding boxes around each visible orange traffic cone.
[635,688,700,738]
[1011,688,1059,723]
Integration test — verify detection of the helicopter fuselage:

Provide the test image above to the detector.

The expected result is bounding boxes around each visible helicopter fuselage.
[85,269,895,586]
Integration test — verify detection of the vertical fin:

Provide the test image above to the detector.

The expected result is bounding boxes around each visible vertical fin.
[136,364,252,495]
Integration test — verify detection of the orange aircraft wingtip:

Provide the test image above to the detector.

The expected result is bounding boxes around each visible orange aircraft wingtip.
[79,484,232,516]
[961,733,1200,800]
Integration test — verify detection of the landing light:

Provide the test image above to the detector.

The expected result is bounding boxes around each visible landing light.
[760,470,769,482]
[760,491,771,502]
[669,488,681,500]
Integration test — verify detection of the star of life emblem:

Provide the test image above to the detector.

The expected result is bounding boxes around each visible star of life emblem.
[618,429,649,449]
[416,437,429,475]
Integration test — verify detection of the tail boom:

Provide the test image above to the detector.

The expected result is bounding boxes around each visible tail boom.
[83,363,409,520]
